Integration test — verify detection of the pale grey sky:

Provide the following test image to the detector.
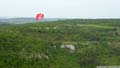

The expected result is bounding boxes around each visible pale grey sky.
[0,0,120,18]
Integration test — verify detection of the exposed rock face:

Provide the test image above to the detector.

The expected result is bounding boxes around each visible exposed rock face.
[60,44,76,52]
[53,26,57,29]
[45,27,50,30]
[22,53,49,60]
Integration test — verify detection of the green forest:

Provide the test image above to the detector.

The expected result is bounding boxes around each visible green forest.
[0,19,120,68]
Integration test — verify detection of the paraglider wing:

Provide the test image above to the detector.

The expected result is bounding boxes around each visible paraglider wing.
[36,13,44,21]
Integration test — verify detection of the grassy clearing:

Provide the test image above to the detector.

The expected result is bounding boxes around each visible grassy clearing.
[76,24,113,29]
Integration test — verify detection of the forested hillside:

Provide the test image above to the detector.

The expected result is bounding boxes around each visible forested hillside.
[0,19,120,68]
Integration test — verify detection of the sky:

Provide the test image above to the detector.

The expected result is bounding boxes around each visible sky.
[0,0,120,18]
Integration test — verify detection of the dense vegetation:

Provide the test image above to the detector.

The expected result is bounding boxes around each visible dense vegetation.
[0,19,120,68]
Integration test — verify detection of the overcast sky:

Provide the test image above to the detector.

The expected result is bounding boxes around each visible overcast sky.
[0,0,120,18]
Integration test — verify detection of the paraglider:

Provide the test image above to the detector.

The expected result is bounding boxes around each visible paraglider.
[36,13,44,21]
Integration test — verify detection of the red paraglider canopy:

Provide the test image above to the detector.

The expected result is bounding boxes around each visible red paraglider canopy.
[36,13,44,21]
